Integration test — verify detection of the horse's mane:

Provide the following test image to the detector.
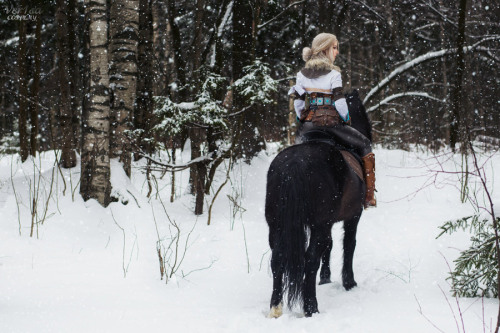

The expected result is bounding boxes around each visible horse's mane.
[347,90,372,143]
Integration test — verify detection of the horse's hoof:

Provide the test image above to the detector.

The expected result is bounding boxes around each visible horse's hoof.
[268,303,283,318]
[304,301,319,317]
[343,280,357,291]
[319,278,332,285]
[304,309,319,317]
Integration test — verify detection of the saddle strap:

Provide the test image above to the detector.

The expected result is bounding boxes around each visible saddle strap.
[340,151,364,181]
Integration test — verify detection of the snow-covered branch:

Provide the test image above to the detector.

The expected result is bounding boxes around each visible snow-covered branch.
[363,37,500,105]
[366,92,444,113]
[207,0,233,67]
[218,1,233,38]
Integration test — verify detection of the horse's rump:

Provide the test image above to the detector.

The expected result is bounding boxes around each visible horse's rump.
[266,142,353,228]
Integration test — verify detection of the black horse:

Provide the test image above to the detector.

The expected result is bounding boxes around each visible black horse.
[265,90,372,318]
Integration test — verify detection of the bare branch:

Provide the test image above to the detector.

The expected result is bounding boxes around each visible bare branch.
[258,0,306,29]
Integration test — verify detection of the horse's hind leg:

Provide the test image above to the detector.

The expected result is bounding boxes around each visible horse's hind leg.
[303,229,329,317]
[268,248,284,318]
[319,235,333,285]
[343,216,360,290]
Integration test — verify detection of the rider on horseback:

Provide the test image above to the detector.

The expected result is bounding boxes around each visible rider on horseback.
[289,32,376,208]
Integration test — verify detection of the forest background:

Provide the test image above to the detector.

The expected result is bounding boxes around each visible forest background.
[0,0,498,213]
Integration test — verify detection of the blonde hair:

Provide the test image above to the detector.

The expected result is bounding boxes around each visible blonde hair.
[302,33,340,70]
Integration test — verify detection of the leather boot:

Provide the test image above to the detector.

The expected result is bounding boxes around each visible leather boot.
[361,152,376,208]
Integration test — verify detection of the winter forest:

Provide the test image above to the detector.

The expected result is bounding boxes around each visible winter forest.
[1,0,500,332]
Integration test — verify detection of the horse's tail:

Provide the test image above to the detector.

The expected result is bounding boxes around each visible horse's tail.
[271,161,310,308]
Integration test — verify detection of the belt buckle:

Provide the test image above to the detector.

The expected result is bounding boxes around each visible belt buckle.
[317,97,324,106]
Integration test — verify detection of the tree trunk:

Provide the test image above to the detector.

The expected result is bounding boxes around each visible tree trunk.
[18,0,29,162]
[318,0,333,33]
[166,0,187,98]
[438,0,450,146]
[449,0,468,151]
[346,9,352,91]
[57,0,77,168]
[29,14,41,157]
[81,0,111,207]
[68,0,81,152]
[109,0,139,177]
[152,0,168,96]
[190,127,206,215]
[233,0,263,159]
[135,0,154,158]
[193,0,205,79]
[333,1,349,39]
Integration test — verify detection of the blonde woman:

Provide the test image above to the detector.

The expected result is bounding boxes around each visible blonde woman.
[289,32,376,208]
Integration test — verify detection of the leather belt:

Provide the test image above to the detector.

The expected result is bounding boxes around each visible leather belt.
[309,92,335,106]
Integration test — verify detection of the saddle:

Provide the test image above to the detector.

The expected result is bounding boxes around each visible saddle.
[301,130,364,182]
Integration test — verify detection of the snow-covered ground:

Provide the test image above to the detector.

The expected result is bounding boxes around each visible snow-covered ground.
[1,144,499,333]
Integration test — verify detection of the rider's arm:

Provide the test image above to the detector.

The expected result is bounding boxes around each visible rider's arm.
[330,71,349,122]
[288,74,307,121]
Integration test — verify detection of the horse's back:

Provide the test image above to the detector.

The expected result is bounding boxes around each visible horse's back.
[266,142,360,224]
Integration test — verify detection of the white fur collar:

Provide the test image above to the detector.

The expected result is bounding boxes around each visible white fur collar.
[304,58,336,71]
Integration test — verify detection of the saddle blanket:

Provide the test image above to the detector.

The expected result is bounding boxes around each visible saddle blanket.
[340,150,364,181]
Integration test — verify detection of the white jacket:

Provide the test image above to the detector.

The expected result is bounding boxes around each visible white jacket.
[289,67,349,122]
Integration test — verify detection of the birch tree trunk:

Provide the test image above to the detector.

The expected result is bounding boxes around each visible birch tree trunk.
[109,0,139,177]
[81,0,111,207]
[57,0,77,168]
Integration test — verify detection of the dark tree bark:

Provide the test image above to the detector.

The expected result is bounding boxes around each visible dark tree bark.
[29,14,41,157]
[152,0,169,96]
[135,0,154,157]
[333,1,349,39]
[166,0,187,99]
[233,0,263,159]
[191,127,206,215]
[193,0,205,78]
[318,0,333,33]
[56,0,77,168]
[17,0,29,162]
[449,0,468,151]
[68,0,81,152]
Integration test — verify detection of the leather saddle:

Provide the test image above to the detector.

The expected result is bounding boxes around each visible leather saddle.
[301,130,364,182]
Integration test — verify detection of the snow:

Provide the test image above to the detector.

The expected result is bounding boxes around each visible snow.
[1,145,499,333]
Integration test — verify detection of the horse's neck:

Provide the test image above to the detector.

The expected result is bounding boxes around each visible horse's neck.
[346,91,372,142]
[350,114,372,142]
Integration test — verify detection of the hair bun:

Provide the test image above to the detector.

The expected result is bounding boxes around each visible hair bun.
[302,47,312,62]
